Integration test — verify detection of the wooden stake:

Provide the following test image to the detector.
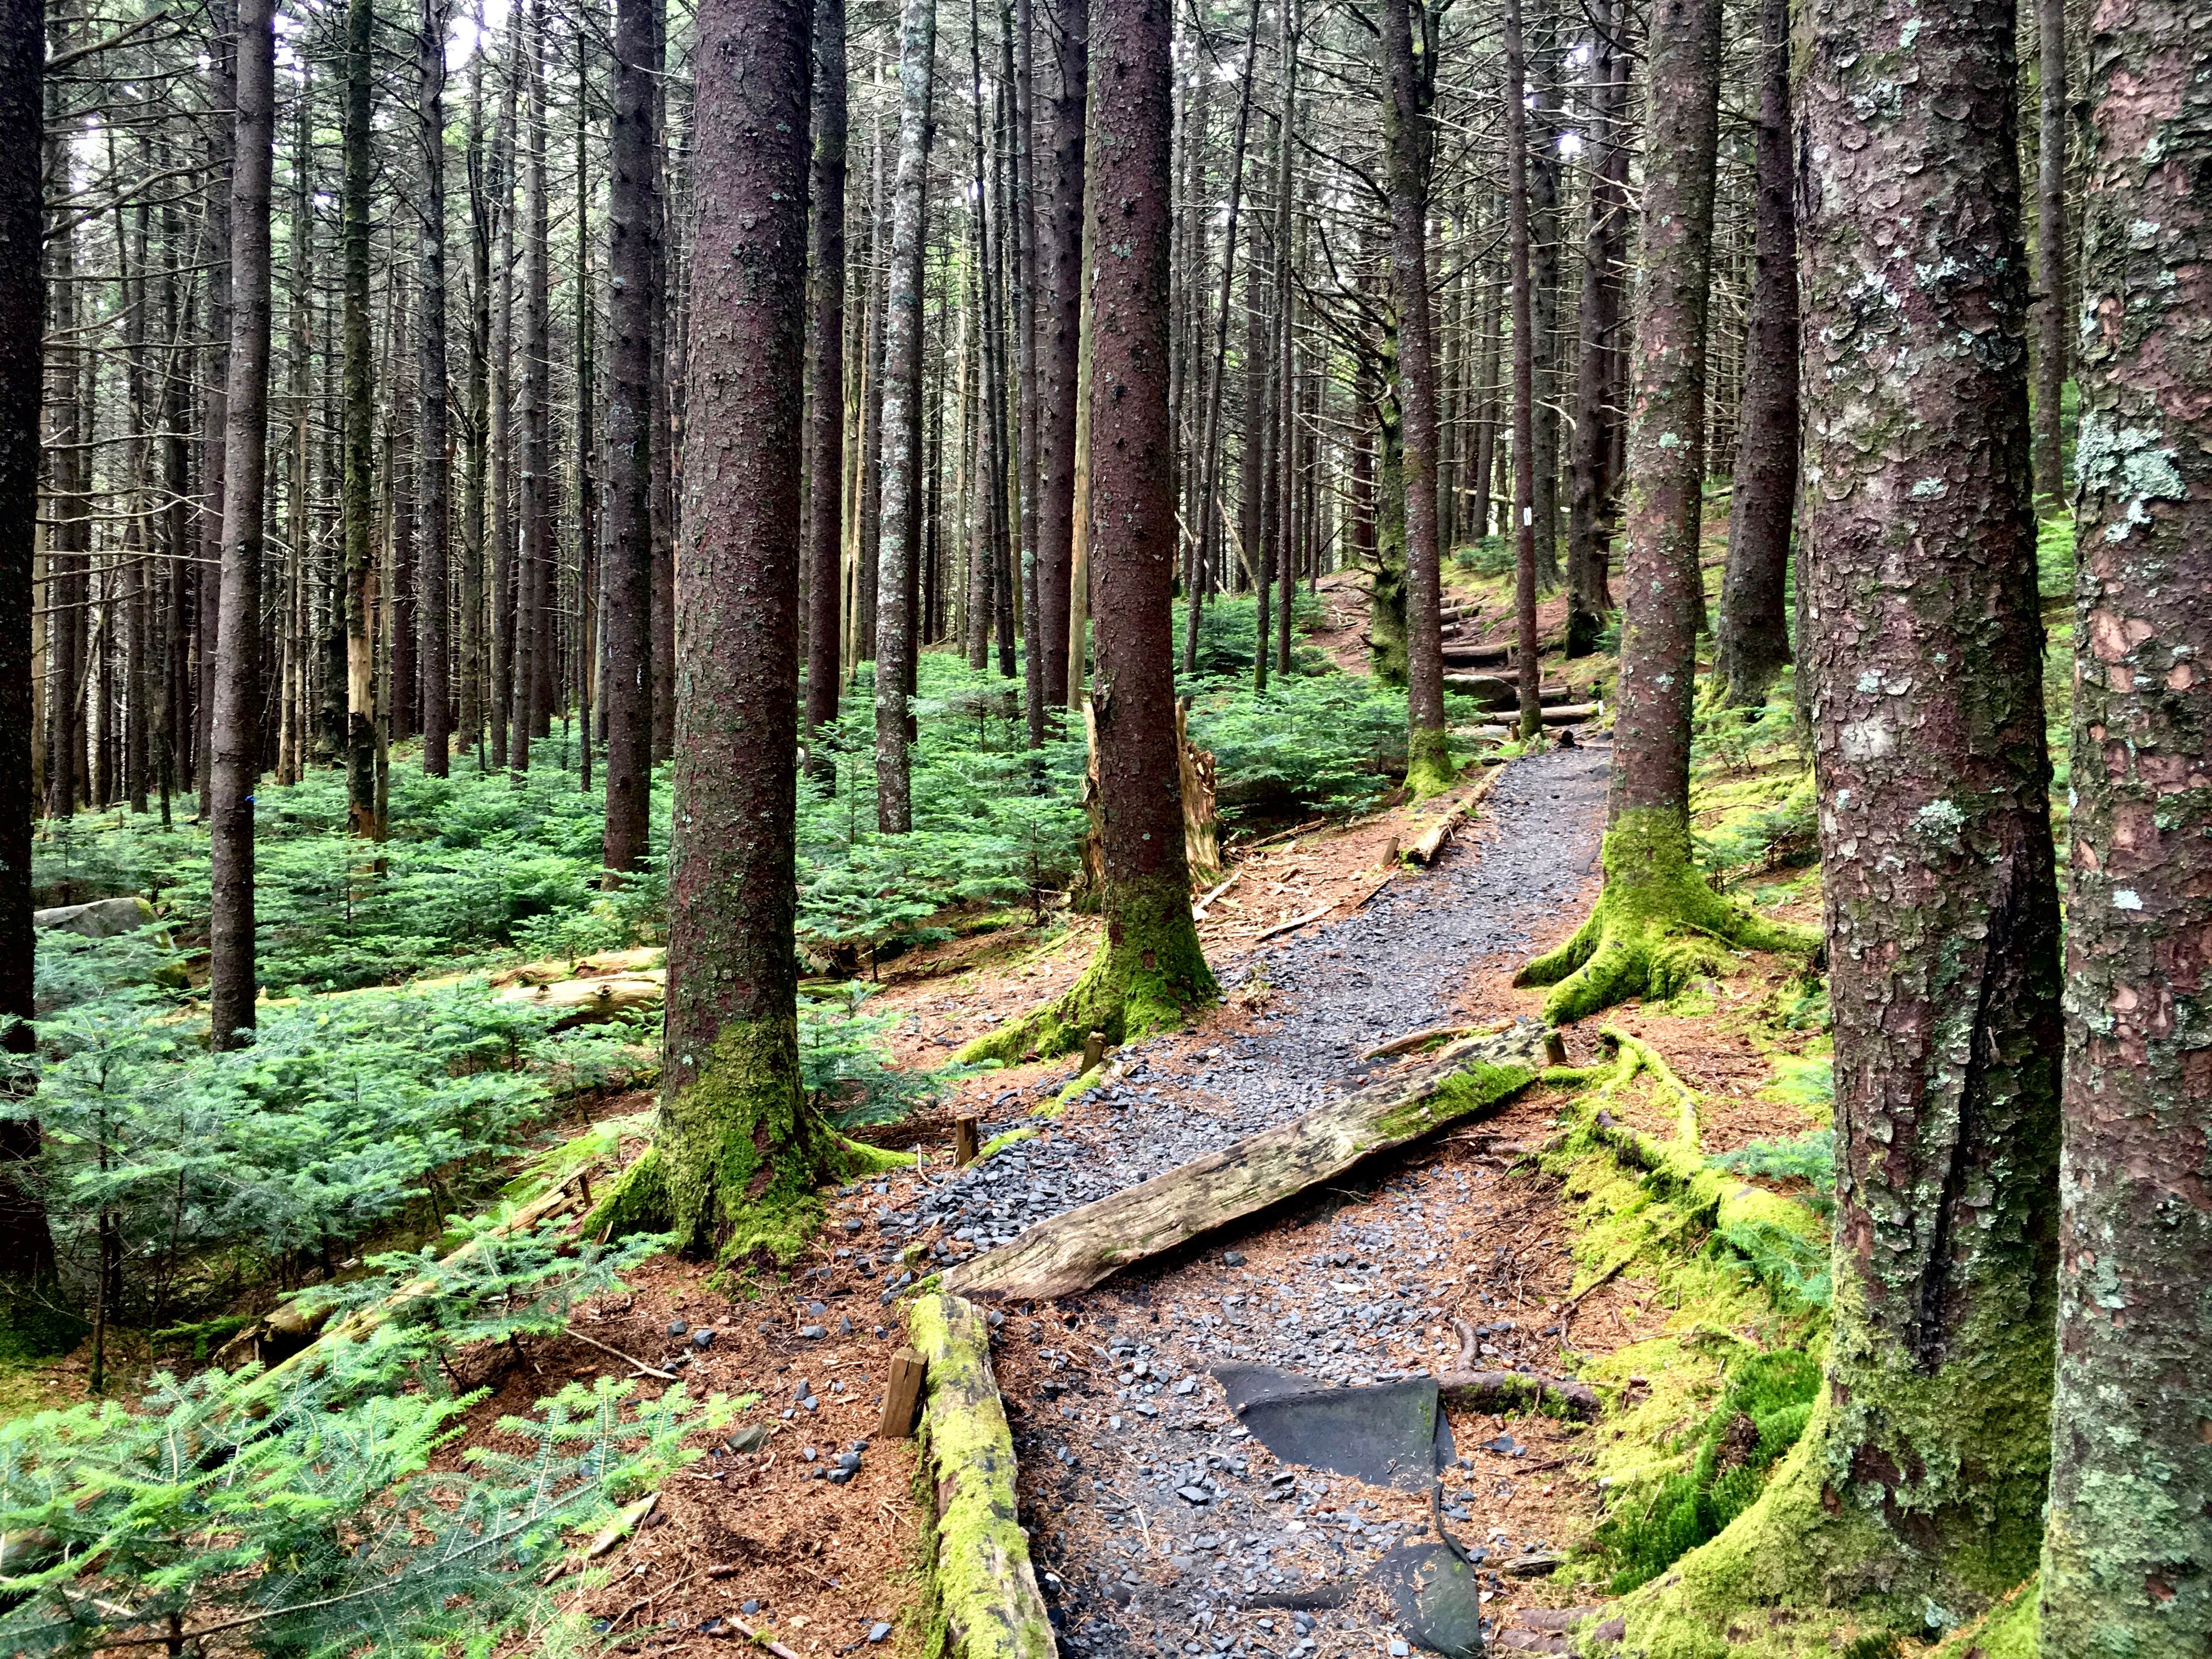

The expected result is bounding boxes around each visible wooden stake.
[953,1114,980,1166]
[1081,1029,1107,1070]
[879,1347,927,1437]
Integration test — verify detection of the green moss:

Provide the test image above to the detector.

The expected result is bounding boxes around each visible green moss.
[1371,1058,1538,1140]
[1517,806,1818,1024]
[958,874,1217,1064]
[1045,1063,1108,1112]
[1931,1579,2037,1659]
[0,1277,89,1363]
[1404,724,1456,800]
[580,1142,673,1240]
[977,1127,1036,1159]
[907,1294,1056,1659]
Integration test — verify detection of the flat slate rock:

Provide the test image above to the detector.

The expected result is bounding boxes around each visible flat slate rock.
[1215,1363,1454,1492]
[1374,1543,1488,1659]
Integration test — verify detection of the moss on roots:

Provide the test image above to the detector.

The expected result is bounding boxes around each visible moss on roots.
[958,875,1216,1064]
[586,1014,894,1267]
[1517,806,1816,1024]
[1404,724,1457,800]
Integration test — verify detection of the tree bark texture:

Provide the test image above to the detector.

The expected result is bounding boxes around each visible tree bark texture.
[0,0,53,1311]
[342,0,379,834]
[1712,0,1798,709]
[873,0,936,834]
[1504,0,1540,740]
[1564,0,1624,660]
[210,0,278,1046]
[2030,0,2068,504]
[1034,0,1085,708]
[1380,0,1448,794]
[1796,0,2061,1608]
[801,0,847,775]
[2038,3,2212,1648]
[648,0,846,1259]
[603,0,658,872]
[417,0,453,776]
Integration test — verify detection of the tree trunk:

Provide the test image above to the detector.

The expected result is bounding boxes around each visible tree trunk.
[1564,1,1623,659]
[418,0,453,776]
[1034,0,1085,706]
[342,0,380,836]
[512,0,550,773]
[1526,0,1561,590]
[1712,0,1797,708]
[0,0,56,1340]
[193,6,236,819]
[800,0,847,779]
[1634,0,2061,1637]
[1381,0,1447,794]
[462,46,490,763]
[647,0,675,764]
[603,0,657,871]
[598,0,857,1261]
[489,41,517,770]
[966,0,1214,1064]
[1504,0,1541,740]
[855,98,888,666]
[2029,0,2067,505]
[873,0,937,834]
[2038,9,2212,1649]
[211,0,278,1046]
[1515,0,1804,1025]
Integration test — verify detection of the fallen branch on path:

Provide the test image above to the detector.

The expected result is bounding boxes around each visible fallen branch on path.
[1254,902,1332,942]
[941,1022,1552,1302]
[1405,762,1509,866]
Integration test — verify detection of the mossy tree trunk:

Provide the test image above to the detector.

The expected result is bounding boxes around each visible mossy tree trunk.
[600,0,850,1265]
[1379,0,1449,797]
[963,0,1214,1065]
[1369,315,1408,688]
[1514,0,1803,1025]
[2038,9,2212,1651]
[1630,0,2063,1642]
[1711,0,1797,710]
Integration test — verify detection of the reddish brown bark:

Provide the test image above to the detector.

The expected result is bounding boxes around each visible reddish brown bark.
[210,0,278,1047]
[800,0,846,777]
[1034,0,1085,707]
[2038,1,2212,1644]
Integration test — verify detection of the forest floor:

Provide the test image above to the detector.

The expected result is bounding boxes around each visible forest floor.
[523,725,1831,1659]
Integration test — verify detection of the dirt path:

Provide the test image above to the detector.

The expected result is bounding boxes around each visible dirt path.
[874,746,1623,1659]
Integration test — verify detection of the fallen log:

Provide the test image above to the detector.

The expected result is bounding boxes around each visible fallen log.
[1442,643,1512,668]
[1404,763,1508,866]
[1538,702,1601,726]
[940,1021,1552,1302]
[1362,1018,1508,1062]
[1436,1369,1602,1420]
[907,1294,1057,1659]
[496,968,664,1028]
[1442,674,1576,710]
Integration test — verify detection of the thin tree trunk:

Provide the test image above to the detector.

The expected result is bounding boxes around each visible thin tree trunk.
[1526,0,1561,590]
[461,41,489,764]
[800,0,847,778]
[1034,0,1085,706]
[603,0,657,870]
[855,92,888,664]
[512,0,550,774]
[211,0,278,1045]
[419,0,453,775]
[194,5,236,819]
[647,0,674,763]
[1712,0,1797,707]
[342,0,380,835]
[1564,2,1622,658]
[1505,0,1540,738]
[873,0,936,834]
[0,0,54,1316]
[489,36,517,769]
[1381,0,1447,792]
[2038,8,2211,1646]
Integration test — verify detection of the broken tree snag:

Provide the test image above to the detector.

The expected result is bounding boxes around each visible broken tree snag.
[496,967,665,1028]
[943,1023,1551,1302]
[1177,697,1224,883]
[906,1294,1056,1659]
[881,1346,927,1438]
[1404,763,1508,867]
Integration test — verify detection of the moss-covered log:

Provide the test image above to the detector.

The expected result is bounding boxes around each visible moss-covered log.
[907,1294,1056,1659]
[943,1022,1550,1302]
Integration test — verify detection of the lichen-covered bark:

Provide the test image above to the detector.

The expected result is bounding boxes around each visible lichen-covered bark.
[1712,0,1797,709]
[2037,7,2212,1650]
[872,0,935,833]
[966,0,1214,1063]
[1646,0,2064,1630]
[1380,0,1449,797]
[1369,318,1409,689]
[630,0,849,1262]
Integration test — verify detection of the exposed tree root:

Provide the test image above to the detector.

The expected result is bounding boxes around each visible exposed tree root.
[1516,807,1816,1024]
[1404,725,1457,800]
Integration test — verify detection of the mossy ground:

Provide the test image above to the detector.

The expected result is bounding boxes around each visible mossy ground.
[957,876,1217,1064]
[1517,806,1818,1024]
